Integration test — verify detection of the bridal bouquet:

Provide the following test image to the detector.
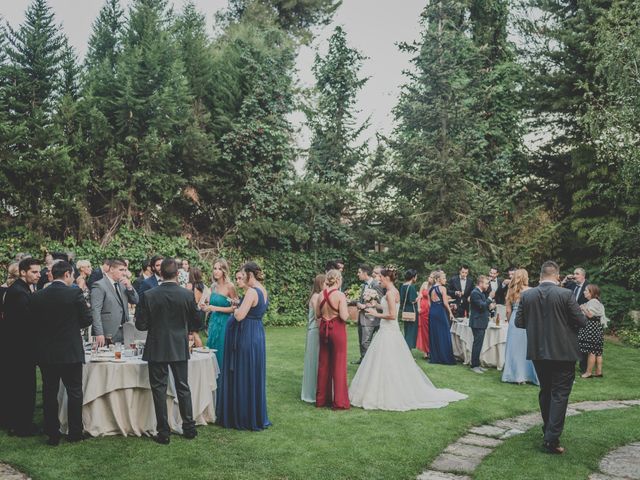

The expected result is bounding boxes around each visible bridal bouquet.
[363,288,380,305]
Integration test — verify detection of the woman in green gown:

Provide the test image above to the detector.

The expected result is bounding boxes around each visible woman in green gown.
[205,259,237,368]
[301,273,325,403]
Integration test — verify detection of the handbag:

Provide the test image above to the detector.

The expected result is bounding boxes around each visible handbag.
[399,285,416,322]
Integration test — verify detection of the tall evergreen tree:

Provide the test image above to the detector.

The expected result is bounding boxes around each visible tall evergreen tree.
[305,26,367,186]
[0,0,87,235]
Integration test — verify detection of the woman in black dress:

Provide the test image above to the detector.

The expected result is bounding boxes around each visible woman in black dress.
[579,284,608,378]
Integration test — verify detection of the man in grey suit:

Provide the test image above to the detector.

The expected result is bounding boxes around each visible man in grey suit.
[352,264,384,364]
[516,261,587,454]
[91,258,139,347]
[135,258,202,444]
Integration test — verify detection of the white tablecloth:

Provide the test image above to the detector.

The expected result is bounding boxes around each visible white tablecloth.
[450,316,508,370]
[58,352,219,437]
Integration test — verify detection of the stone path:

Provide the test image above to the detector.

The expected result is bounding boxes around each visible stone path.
[588,442,640,480]
[417,399,640,480]
[0,463,30,480]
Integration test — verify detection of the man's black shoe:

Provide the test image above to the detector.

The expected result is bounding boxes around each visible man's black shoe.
[68,433,88,443]
[153,434,170,445]
[183,429,197,440]
[46,436,61,446]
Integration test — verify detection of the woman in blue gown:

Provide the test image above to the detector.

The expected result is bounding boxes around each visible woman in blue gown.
[205,259,236,369]
[217,262,271,431]
[428,271,457,365]
[502,269,539,385]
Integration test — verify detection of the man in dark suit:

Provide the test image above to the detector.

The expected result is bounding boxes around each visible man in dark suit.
[30,261,92,446]
[2,258,41,436]
[132,259,152,295]
[447,265,474,317]
[469,275,496,374]
[516,261,587,454]
[138,255,164,296]
[487,266,509,306]
[561,267,589,371]
[135,258,202,444]
[351,264,384,364]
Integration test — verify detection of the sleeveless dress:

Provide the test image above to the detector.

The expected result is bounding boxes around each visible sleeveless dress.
[399,283,418,348]
[301,304,319,403]
[206,291,232,368]
[501,302,539,384]
[349,297,466,410]
[216,288,271,431]
[416,288,430,355]
[316,288,350,409]
[428,286,456,365]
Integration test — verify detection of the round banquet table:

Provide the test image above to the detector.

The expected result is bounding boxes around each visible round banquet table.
[450,316,508,370]
[57,351,219,437]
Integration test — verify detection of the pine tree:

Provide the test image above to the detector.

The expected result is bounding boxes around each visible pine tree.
[0,0,87,235]
[305,26,368,186]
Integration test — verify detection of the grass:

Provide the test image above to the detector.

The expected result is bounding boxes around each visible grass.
[1,324,639,480]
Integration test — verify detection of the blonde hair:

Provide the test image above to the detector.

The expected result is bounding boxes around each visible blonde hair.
[433,271,446,284]
[309,273,326,302]
[76,260,91,270]
[5,263,19,286]
[506,269,529,305]
[325,269,342,288]
[213,258,231,284]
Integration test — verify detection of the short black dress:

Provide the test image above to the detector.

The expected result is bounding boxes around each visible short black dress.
[578,317,604,356]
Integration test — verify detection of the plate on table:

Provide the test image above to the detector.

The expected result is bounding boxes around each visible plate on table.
[110,358,127,363]
[193,347,216,354]
[90,357,111,363]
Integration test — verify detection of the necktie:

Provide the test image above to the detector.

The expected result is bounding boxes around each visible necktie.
[574,284,581,300]
[114,282,126,324]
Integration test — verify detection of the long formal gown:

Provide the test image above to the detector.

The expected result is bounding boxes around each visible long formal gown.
[416,289,430,355]
[399,283,418,348]
[216,288,271,431]
[502,302,539,384]
[301,304,319,403]
[349,297,466,411]
[206,291,232,368]
[428,286,456,365]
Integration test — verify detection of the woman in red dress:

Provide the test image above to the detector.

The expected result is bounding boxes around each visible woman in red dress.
[315,269,350,409]
[416,273,435,359]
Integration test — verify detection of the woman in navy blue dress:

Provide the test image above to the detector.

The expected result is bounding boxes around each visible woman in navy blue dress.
[216,262,271,431]
[428,271,457,365]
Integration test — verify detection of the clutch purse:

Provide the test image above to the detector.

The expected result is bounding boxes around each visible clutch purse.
[399,287,416,322]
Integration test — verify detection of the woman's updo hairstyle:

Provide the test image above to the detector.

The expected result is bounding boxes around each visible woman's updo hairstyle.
[325,269,342,288]
[242,261,265,282]
[381,266,397,283]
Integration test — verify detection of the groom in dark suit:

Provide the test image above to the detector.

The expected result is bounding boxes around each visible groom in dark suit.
[447,266,474,317]
[30,261,92,445]
[352,264,384,364]
[516,261,587,454]
[135,258,202,444]
[469,276,495,374]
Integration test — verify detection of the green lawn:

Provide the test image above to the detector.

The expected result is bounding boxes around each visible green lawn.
[1,325,639,480]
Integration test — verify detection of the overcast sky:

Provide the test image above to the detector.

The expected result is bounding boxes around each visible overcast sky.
[1,0,426,146]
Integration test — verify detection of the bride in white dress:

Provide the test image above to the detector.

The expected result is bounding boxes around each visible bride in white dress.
[349,267,467,411]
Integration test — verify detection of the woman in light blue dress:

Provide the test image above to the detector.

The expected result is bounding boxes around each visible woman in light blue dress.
[301,274,325,403]
[502,269,539,385]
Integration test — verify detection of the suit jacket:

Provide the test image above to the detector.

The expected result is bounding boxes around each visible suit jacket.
[30,281,92,364]
[469,287,492,329]
[135,282,202,363]
[2,279,33,358]
[488,277,509,305]
[138,275,160,297]
[447,275,474,315]
[357,279,384,328]
[515,282,587,361]
[90,276,139,337]
[564,280,589,306]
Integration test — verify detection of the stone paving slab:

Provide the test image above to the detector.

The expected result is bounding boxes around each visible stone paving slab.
[571,401,628,412]
[444,442,493,459]
[621,399,640,406]
[499,428,526,440]
[431,453,481,474]
[587,474,621,480]
[457,433,504,448]
[416,470,472,480]
[468,425,506,438]
[0,464,30,480]
[599,442,640,479]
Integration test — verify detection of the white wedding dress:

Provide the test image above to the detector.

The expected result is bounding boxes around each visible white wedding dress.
[349,297,467,411]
